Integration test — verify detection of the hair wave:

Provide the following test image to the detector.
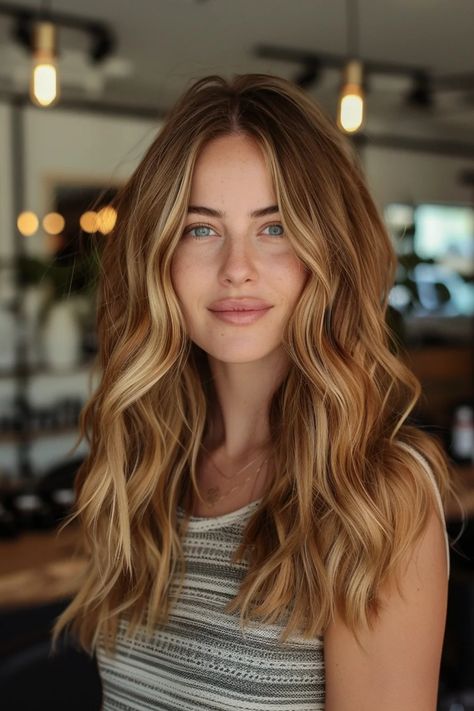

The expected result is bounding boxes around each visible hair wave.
[53,74,463,654]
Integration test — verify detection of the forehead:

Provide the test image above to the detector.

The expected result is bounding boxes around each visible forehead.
[190,134,275,199]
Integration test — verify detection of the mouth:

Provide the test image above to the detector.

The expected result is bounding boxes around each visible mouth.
[210,307,270,313]
[208,307,272,324]
[208,298,273,312]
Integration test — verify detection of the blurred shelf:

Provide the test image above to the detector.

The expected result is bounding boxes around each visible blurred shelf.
[402,344,473,381]
[447,464,474,520]
[0,425,79,444]
[0,361,96,379]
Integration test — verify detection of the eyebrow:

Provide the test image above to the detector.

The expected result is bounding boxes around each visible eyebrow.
[187,204,280,219]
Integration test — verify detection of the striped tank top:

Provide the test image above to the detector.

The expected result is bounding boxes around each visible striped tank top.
[96,444,450,710]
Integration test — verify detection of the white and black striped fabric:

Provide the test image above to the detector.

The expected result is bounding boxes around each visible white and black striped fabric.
[97,499,325,710]
[96,444,450,710]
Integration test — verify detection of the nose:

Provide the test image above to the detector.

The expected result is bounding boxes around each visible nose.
[218,237,258,285]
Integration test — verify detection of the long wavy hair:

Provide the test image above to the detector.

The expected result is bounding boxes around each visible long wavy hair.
[53,73,462,654]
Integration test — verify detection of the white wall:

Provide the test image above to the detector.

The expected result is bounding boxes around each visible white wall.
[363,146,473,210]
[22,106,159,258]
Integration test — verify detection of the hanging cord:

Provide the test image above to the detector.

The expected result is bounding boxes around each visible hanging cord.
[38,0,53,21]
[346,0,360,59]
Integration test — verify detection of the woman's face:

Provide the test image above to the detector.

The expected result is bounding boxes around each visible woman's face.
[170,133,308,365]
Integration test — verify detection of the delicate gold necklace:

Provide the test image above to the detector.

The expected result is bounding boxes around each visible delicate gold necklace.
[198,446,269,508]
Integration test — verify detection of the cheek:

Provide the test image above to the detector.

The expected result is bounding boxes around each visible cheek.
[170,252,192,301]
[281,258,308,302]
[170,254,209,320]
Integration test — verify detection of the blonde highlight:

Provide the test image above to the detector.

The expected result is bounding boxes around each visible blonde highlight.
[52,73,462,655]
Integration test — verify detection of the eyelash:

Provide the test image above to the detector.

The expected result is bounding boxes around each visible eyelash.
[184,222,285,240]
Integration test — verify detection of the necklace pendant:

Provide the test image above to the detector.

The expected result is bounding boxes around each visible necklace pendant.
[206,486,220,506]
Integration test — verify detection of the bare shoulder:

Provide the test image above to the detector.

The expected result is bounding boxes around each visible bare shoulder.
[324,505,449,711]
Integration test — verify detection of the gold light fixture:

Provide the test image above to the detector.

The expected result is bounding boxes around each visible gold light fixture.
[337,59,365,133]
[6,2,115,109]
[337,0,365,134]
[30,2,59,108]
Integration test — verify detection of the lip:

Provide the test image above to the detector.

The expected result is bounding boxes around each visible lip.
[210,308,271,325]
[208,298,272,312]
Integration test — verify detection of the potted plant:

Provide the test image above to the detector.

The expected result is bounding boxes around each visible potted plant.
[17,252,99,370]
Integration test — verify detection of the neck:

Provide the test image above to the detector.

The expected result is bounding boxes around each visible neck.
[204,347,290,461]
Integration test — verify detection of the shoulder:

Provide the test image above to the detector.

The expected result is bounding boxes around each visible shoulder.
[324,496,449,710]
[396,440,451,578]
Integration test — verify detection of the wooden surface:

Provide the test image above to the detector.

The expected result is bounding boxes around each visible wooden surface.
[0,522,86,609]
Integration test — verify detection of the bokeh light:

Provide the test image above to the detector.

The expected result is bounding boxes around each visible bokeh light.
[17,211,39,236]
[80,211,98,233]
[97,205,117,234]
[42,212,65,235]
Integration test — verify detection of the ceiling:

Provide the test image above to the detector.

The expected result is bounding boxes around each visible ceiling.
[1,0,473,141]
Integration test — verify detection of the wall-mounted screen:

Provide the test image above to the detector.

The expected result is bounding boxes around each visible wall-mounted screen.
[384,202,473,345]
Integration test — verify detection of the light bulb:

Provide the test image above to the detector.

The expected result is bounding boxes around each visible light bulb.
[30,21,59,108]
[32,62,58,106]
[337,59,365,133]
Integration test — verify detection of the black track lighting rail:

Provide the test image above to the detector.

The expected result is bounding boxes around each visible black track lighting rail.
[0,1,115,62]
[254,44,474,95]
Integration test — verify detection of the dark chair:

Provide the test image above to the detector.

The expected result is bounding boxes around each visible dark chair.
[0,598,102,711]
[441,570,474,691]
[0,636,102,711]
[439,515,474,708]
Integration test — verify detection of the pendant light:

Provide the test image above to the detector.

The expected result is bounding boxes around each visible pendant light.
[337,0,365,133]
[30,0,59,107]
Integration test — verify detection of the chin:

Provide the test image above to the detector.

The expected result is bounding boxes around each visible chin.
[204,342,282,365]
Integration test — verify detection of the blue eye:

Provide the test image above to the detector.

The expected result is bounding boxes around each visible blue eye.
[263,223,284,237]
[183,222,284,240]
[185,224,217,239]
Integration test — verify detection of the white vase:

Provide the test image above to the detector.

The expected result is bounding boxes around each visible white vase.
[42,300,82,371]
[23,284,51,368]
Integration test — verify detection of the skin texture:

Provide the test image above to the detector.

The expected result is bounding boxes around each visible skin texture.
[324,506,449,711]
[171,132,308,463]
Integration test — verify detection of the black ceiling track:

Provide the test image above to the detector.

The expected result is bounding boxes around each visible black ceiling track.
[0,1,115,62]
[254,43,474,98]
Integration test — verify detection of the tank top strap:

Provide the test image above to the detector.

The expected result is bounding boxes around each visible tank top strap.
[397,441,450,579]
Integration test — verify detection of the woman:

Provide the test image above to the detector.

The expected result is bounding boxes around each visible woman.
[54,74,459,710]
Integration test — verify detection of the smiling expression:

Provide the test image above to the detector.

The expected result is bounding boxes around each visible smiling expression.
[170,133,308,365]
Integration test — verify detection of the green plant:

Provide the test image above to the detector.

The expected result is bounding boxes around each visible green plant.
[17,252,100,301]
